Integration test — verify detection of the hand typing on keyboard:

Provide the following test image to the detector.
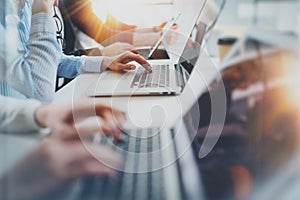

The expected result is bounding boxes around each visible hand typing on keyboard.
[102,51,152,72]
[36,98,126,141]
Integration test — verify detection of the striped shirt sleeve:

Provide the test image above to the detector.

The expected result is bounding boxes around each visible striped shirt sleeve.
[57,54,105,78]
[2,12,61,103]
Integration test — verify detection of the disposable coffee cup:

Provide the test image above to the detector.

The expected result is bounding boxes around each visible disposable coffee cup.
[218,37,237,61]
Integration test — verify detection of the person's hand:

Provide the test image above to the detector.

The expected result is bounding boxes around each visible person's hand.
[32,0,59,14]
[100,42,138,56]
[153,21,178,32]
[102,51,152,72]
[0,139,122,200]
[35,98,126,140]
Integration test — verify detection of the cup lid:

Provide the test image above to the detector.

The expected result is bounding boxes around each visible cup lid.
[218,37,238,45]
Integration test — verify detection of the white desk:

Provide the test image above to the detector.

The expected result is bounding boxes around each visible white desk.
[53,50,221,130]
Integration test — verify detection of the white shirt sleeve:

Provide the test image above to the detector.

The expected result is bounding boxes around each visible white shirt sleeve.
[81,56,107,73]
[0,95,42,133]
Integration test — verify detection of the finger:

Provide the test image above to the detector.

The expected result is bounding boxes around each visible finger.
[121,52,152,72]
[53,0,59,6]
[155,22,178,32]
[50,124,104,141]
[72,109,124,140]
[159,21,167,28]
[154,22,167,32]
[50,124,77,140]
[116,63,136,71]
[70,105,125,140]
[105,109,126,136]
[130,49,139,54]
[101,112,123,140]
[68,99,123,121]
[95,105,126,134]
[101,123,122,140]
[171,23,178,30]
[64,125,105,140]
[62,108,123,139]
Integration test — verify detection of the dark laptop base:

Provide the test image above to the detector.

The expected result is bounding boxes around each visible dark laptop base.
[137,48,170,60]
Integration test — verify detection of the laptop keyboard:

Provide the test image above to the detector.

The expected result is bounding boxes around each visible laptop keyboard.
[131,64,170,88]
[79,128,166,200]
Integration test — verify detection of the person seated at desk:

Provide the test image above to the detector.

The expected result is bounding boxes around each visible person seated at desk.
[0,95,125,200]
[193,49,298,200]
[58,0,175,54]
[0,0,151,103]
[196,85,300,200]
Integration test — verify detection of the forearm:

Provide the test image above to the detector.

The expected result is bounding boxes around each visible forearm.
[105,13,136,31]
[75,11,134,45]
[0,96,42,133]
[58,54,105,79]
[57,54,83,78]
[61,0,134,44]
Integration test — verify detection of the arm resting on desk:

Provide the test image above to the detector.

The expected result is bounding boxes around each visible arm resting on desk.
[0,96,42,133]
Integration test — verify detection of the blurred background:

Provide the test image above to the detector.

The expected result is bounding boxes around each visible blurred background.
[90,0,300,34]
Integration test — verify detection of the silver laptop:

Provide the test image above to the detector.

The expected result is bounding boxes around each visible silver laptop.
[86,27,207,97]
[85,2,208,97]
[72,101,205,200]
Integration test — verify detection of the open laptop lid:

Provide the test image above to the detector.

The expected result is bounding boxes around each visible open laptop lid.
[148,13,181,59]
[179,21,207,69]
[161,0,208,63]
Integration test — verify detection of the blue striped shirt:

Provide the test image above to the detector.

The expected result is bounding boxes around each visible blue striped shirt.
[0,0,60,102]
[0,0,104,103]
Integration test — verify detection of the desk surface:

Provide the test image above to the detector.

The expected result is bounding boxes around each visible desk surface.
[53,50,220,130]
[54,74,180,128]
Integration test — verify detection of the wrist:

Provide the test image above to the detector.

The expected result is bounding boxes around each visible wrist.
[32,2,52,15]
[101,57,112,70]
[32,8,51,15]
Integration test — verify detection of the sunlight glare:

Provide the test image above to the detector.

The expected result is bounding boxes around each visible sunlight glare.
[91,0,174,26]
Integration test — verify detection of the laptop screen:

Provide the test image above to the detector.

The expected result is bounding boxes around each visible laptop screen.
[179,21,207,74]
